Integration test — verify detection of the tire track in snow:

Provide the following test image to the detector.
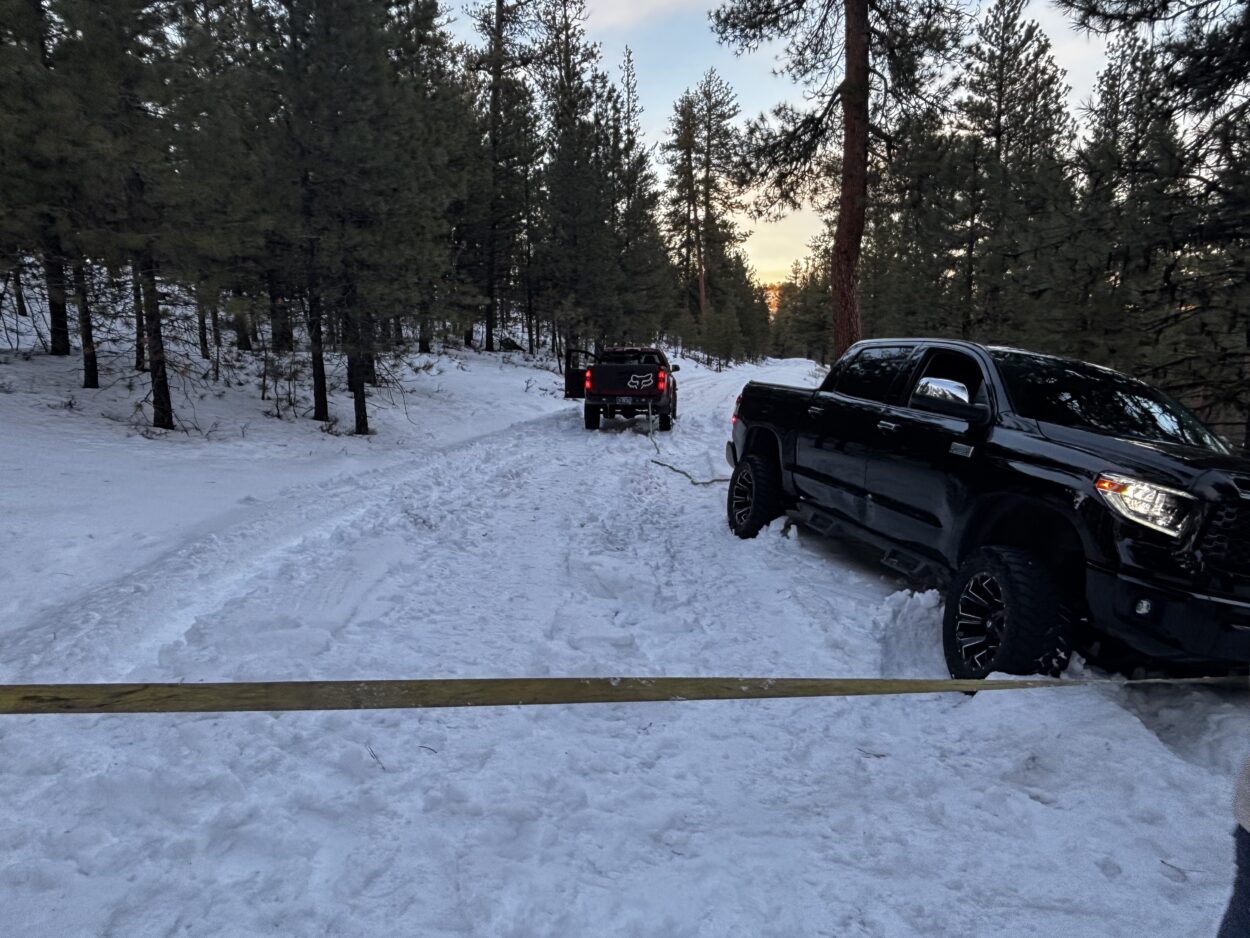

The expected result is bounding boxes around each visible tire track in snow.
[0,408,572,683]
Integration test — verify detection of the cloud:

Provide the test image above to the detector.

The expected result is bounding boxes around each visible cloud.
[586,0,709,31]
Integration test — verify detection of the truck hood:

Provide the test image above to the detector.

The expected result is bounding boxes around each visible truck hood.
[1036,421,1250,491]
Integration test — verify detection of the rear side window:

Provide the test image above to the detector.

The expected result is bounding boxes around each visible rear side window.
[833,346,913,403]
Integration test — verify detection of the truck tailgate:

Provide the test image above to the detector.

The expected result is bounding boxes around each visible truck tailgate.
[588,364,663,396]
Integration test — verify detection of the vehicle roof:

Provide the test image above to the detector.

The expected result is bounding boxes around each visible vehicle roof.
[600,346,664,354]
[851,338,1120,375]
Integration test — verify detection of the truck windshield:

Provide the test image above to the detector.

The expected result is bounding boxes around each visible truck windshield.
[991,350,1228,453]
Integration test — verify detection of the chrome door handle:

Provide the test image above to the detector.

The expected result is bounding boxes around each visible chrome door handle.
[807,405,825,417]
[877,420,900,434]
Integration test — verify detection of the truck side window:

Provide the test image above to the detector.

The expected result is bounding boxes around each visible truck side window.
[834,346,913,403]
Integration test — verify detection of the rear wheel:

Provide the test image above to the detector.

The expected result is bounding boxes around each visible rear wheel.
[727,452,783,539]
[658,413,673,431]
[943,547,1072,679]
[584,405,601,430]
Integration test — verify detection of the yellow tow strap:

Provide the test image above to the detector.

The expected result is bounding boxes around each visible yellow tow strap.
[0,674,1243,715]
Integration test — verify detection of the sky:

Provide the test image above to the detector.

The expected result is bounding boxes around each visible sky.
[447,1,1110,284]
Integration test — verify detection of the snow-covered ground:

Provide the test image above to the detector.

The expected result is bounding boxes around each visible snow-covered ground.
[0,340,1246,936]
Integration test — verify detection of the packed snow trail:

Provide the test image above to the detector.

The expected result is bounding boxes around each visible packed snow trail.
[0,351,1243,936]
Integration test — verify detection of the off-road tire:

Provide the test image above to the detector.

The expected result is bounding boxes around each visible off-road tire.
[943,547,1072,679]
[727,452,783,539]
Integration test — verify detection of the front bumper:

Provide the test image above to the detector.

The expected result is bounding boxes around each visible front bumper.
[1087,565,1250,664]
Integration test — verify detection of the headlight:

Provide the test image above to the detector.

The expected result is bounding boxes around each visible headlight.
[1095,473,1195,536]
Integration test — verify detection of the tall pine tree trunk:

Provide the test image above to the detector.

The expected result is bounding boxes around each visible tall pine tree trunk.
[962,141,979,339]
[484,0,505,354]
[526,287,535,356]
[71,262,98,389]
[689,163,707,324]
[418,299,432,354]
[233,311,252,350]
[131,262,146,371]
[42,249,71,355]
[362,313,378,386]
[486,252,498,352]
[829,0,869,357]
[231,283,253,351]
[14,262,29,317]
[139,250,175,430]
[268,269,292,353]
[308,290,328,422]
[342,282,369,434]
[196,293,210,360]
[30,5,69,356]
[210,303,221,348]
[210,303,221,382]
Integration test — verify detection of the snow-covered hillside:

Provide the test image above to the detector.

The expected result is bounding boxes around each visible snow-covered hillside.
[0,346,1244,936]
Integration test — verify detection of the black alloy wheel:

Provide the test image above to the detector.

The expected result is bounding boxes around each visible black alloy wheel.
[730,462,755,527]
[942,547,1072,679]
[953,572,1007,675]
[726,452,783,539]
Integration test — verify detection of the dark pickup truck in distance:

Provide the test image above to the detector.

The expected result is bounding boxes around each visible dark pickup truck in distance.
[579,347,679,431]
[726,338,1250,678]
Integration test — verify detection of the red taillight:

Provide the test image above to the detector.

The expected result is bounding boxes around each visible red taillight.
[732,393,742,424]
[584,369,592,391]
[658,370,667,392]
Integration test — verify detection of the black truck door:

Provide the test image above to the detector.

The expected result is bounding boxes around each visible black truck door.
[792,345,915,525]
[862,347,993,561]
[564,349,594,399]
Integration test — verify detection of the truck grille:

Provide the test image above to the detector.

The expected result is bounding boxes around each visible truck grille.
[1201,503,1250,578]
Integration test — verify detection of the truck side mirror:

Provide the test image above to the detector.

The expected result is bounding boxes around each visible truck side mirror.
[915,376,970,405]
[671,364,680,372]
[912,377,991,426]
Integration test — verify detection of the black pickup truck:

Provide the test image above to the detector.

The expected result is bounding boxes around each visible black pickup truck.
[726,339,1250,678]
[570,347,679,431]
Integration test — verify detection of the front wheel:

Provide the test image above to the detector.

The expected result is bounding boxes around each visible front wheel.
[726,452,783,539]
[943,547,1072,679]
[584,405,601,430]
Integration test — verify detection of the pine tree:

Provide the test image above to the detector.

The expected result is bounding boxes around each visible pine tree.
[471,0,535,351]
[611,49,674,343]
[713,0,966,356]
[954,0,1077,348]
[1057,0,1250,127]
[532,0,608,350]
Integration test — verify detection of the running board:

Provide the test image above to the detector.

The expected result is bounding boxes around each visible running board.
[789,502,950,586]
